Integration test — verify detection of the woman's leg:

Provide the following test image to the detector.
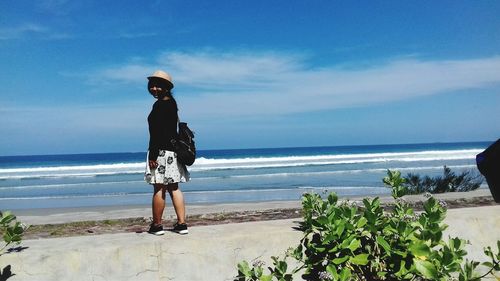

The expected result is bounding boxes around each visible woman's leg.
[152,184,167,225]
[167,183,186,224]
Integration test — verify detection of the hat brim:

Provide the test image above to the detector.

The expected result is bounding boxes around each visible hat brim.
[147,76,174,89]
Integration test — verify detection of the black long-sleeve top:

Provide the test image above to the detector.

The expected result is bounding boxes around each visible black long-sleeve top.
[148,98,178,161]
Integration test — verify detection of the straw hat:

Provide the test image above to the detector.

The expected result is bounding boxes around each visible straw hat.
[147,70,174,89]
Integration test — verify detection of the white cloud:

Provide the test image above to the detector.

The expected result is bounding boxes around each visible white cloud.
[89,51,500,117]
[0,23,70,40]
[118,32,158,39]
[0,23,47,40]
[157,51,303,89]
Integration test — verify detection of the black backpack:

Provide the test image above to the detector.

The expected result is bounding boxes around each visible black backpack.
[476,138,500,202]
[171,122,196,166]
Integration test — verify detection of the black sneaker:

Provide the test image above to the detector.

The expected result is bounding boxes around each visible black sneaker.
[173,222,188,234]
[148,223,165,235]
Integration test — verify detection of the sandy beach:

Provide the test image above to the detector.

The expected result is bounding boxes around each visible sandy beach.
[12,188,497,239]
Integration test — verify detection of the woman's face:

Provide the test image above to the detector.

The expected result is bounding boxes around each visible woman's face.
[148,79,168,98]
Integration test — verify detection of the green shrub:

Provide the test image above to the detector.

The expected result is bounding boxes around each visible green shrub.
[0,211,26,255]
[235,170,500,281]
[403,166,483,194]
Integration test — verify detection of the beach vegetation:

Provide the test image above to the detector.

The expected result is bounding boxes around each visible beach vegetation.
[0,211,26,255]
[403,166,483,194]
[103,219,119,226]
[1,211,28,280]
[235,170,500,281]
[49,230,64,236]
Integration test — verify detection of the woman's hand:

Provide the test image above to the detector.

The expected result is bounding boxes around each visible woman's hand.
[149,160,158,169]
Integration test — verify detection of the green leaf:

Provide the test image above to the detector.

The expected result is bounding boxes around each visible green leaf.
[326,264,339,279]
[356,217,367,228]
[3,232,13,244]
[314,246,326,253]
[339,267,352,281]
[332,256,349,264]
[453,238,468,253]
[336,222,346,237]
[409,242,431,258]
[328,193,338,205]
[324,233,339,244]
[364,210,376,224]
[350,253,369,265]
[256,266,264,277]
[237,261,252,277]
[13,224,25,235]
[376,236,391,253]
[340,235,356,251]
[259,275,272,281]
[0,212,16,225]
[414,259,438,279]
[348,238,361,252]
[363,198,372,210]
[371,198,381,209]
[482,261,494,268]
[276,260,287,275]
[424,197,437,213]
[395,260,408,277]
[327,211,337,223]
[316,215,329,226]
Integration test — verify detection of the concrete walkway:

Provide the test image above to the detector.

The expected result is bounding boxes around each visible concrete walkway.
[2,205,499,281]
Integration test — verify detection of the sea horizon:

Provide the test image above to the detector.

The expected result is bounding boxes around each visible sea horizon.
[0,140,494,158]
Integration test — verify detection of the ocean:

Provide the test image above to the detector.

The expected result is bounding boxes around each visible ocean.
[0,141,491,211]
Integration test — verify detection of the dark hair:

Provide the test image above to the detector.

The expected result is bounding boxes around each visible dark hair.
[148,78,175,101]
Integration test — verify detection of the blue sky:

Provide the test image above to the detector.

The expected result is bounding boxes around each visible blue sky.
[1,1,499,156]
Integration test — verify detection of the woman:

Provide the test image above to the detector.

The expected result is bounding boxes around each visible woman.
[144,70,189,235]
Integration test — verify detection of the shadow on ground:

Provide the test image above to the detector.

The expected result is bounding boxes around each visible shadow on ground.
[0,265,14,281]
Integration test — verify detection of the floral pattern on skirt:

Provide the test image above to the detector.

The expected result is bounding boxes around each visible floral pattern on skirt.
[144,150,190,185]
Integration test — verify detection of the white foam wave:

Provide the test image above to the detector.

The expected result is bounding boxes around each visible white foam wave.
[0,164,476,190]
[0,149,481,180]
[189,149,480,171]
[0,193,149,200]
[0,180,145,191]
[0,162,143,174]
[0,163,144,180]
[191,164,476,181]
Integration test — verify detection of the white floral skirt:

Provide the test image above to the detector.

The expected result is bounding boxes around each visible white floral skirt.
[144,150,190,185]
